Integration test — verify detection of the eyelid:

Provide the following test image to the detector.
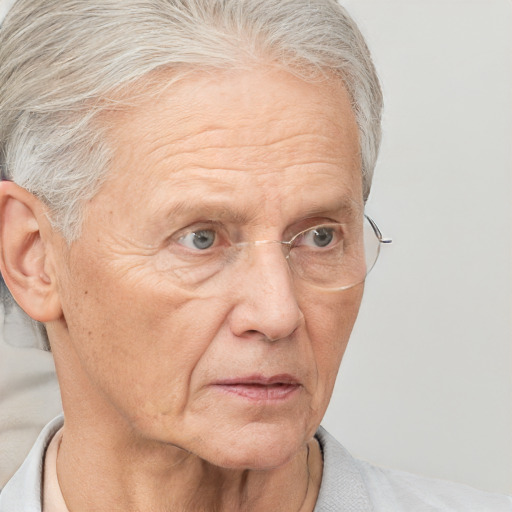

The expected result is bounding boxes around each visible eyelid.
[172,220,223,237]
[291,223,344,246]
[285,216,344,238]
[169,219,346,247]
[292,220,340,235]
[167,221,217,248]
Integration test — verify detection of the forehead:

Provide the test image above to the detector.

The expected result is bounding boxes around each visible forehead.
[96,67,362,229]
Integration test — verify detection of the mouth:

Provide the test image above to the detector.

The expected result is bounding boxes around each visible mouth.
[211,374,301,402]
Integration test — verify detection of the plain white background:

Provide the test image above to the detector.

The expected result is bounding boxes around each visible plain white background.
[323,0,512,494]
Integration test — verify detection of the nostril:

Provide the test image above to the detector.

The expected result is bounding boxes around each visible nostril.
[242,330,280,343]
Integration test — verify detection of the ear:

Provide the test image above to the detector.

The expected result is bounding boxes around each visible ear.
[0,181,62,322]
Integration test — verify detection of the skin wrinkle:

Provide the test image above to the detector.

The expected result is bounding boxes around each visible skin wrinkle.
[140,138,349,180]
[119,176,362,252]
[41,67,364,511]
[106,73,352,181]
[143,131,341,162]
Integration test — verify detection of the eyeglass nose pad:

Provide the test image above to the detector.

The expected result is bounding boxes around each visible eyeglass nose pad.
[244,240,295,278]
[280,240,293,259]
[251,239,290,254]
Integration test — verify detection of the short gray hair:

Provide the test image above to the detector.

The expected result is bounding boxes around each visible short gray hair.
[0,0,382,241]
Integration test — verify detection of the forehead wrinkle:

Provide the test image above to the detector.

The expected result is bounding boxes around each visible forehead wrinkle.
[144,129,340,163]
[156,174,361,224]
[161,198,260,226]
[133,97,346,159]
[111,97,355,181]
[302,195,363,219]
[142,138,349,183]
[281,160,358,174]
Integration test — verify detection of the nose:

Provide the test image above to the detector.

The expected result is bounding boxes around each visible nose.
[228,243,304,342]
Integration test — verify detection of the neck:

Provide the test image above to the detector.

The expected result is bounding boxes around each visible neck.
[56,419,323,512]
[49,324,323,511]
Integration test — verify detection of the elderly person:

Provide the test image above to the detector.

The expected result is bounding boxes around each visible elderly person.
[0,1,510,510]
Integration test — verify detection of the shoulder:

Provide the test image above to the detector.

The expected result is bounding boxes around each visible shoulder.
[0,300,62,488]
[0,415,63,512]
[315,426,512,512]
[355,458,512,512]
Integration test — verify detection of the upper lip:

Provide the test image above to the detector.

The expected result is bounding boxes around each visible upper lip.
[212,374,300,386]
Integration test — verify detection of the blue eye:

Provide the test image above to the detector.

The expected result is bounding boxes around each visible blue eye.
[178,229,216,250]
[302,226,335,248]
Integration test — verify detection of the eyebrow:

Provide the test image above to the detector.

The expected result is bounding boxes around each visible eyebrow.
[299,196,364,220]
[162,198,261,224]
[162,194,363,225]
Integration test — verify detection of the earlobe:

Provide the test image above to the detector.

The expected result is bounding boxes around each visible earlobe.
[0,181,62,322]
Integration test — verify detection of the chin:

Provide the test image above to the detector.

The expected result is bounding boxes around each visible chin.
[198,423,312,471]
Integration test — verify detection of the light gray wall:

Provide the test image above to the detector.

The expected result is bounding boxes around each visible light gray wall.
[323,0,512,494]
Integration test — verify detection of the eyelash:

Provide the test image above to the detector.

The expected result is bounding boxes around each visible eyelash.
[172,222,226,250]
[169,216,346,248]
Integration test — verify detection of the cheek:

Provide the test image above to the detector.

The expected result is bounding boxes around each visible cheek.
[58,252,233,425]
[303,285,363,404]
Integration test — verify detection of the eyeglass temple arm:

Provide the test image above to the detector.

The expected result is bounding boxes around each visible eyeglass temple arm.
[365,215,392,244]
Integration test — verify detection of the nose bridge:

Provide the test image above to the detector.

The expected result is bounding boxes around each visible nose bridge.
[251,238,291,258]
[232,239,303,341]
[241,239,293,284]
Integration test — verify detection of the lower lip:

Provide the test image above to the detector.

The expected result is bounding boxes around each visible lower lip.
[213,383,300,402]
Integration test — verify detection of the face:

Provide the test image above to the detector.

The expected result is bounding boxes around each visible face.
[51,67,364,470]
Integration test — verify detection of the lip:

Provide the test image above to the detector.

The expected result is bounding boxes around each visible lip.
[211,374,301,402]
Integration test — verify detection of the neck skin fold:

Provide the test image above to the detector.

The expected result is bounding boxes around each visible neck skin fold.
[55,420,323,512]
[49,324,323,512]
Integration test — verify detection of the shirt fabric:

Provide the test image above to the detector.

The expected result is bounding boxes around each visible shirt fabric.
[0,301,62,488]
[1,415,511,511]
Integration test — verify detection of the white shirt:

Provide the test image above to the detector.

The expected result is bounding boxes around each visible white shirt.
[0,302,62,489]
[2,416,512,511]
